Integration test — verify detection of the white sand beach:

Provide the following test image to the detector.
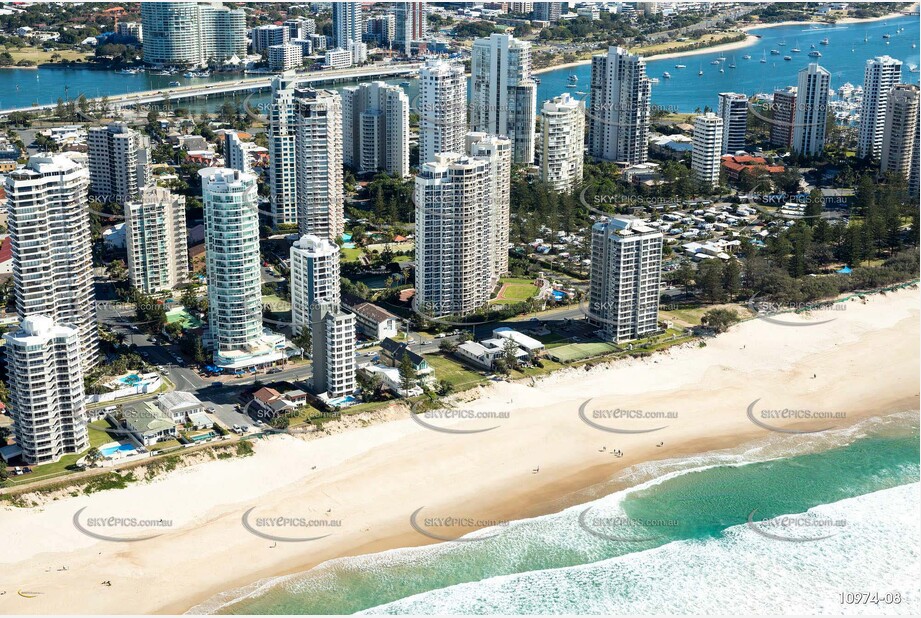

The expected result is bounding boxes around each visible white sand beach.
[0,288,918,614]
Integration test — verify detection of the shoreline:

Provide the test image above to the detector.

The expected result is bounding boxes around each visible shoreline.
[0,287,917,615]
[532,9,912,75]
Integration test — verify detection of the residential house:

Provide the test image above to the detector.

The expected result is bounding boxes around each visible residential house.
[119,402,177,446]
[157,391,205,424]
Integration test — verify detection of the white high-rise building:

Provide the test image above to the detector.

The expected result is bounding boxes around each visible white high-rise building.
[251,24,288,53]
[391,2,427,55]
[268,43,302,72]
[223,130,252,173]
[201,168,262,358]
[294,88,344,242]
[418,59,467,166]
[858,56,903,159]
[470,33,537,164]
[717,92,747,154]
[692,112,723,188]
[332,1,363,49]
[540,93,585,193]
[467,132,512,279]
[87,122,151,205]
[880,84,920,195]
[290,234,341,335]
[588,46,651,165]
[342,81,410,177]
[267,72,299,227]
[6,155,98,372]
[141,2,245,66]
[588,218,662,343]
[415,153,493,317]
[124,187,189,294]
[310,302,356,399]
[284,18,315,40]
[792,63,831,158]
[4,316,87,465]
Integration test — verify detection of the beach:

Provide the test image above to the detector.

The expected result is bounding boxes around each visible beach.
[0,287,918,614]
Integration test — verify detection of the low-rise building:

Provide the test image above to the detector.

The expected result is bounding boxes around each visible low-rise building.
[157,391,205,424]
[119,401,177,446]
[342,293,400,340]
[379,338,432,375]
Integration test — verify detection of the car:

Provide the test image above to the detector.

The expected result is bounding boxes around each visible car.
[241,425,250,433]
[232,424,242,432]
[206,407,216,413]
[267,368,283,374]
[212,382,224,387]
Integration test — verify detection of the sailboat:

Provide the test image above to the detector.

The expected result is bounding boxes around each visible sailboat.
[729,56,737,69]
[791,40,801,53]
[760,51,768,63]
[742,54,752,60]
[698,64,704,76]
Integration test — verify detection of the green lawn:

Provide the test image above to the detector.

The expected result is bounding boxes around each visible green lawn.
[494,277,539,303]
[262,294,291,313]
[425,354,489,390]
[547,341,620,363]
[341,247,365,262]
[7,421,116,486]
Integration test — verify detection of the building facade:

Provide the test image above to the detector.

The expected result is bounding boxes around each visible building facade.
[201,168,262,358]
[540,93,585,193]
[141,2,245,66]
[770,86,797,149]
[588,218,663,343]
[6,155,99,371]
[717,92,747,155]
[267,72,299,227]
[251,24,288,53]
[269,43,302,72]
[310,302,356,400]
[332,1,363,49]
[470,33,537,164]
[467,132,512,279]
[87,122,151,205]
[414,153,493,317]
[290,234,341,335]
[692,112,723,187]
[880,83,920,195]
[792,63,831,158]
[4,316,87,464]
[418,59,467,166]
[342,81,410,177]
[294,88,344,242]
[588,46,651,165]
[223,130,251,173]
[858,55,903,160]
[124,186,189,294]
[391,2,427,55]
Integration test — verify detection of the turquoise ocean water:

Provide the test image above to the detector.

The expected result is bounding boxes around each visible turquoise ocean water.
[194,411,920,615]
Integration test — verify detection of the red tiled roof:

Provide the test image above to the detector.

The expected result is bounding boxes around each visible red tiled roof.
[0,237,12,264]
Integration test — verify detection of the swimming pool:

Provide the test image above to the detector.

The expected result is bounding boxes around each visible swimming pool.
[117,373,142,386]
[100,442,137,457]
[327,395,359,408]
[189,431,216,442]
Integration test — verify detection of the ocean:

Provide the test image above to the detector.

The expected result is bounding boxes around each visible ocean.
[195,411,920,615]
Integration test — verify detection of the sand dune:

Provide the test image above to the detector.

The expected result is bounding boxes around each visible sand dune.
[0,288,917,615]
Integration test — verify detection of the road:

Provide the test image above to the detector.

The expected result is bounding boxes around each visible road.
[0,63,422,115]
[95,297,313,429]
